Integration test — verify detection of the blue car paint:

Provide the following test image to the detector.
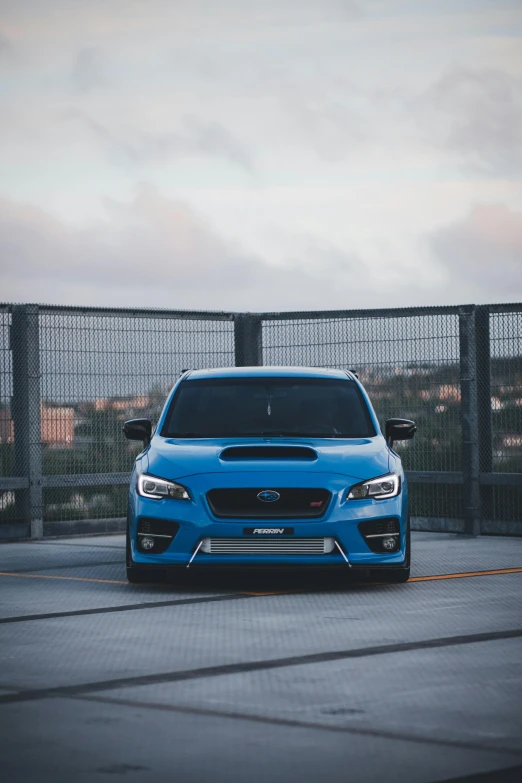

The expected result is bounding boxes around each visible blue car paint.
[128,366,408,568]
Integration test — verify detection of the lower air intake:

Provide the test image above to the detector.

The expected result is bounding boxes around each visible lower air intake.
[137,517,179,554]
[200,537,335,555]
[358,518,401,554]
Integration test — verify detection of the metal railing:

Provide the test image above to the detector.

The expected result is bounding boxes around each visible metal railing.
[1,302,520,539]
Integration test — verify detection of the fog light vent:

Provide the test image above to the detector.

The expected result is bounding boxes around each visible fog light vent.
[137,517,179,554]
[358,518,400,554]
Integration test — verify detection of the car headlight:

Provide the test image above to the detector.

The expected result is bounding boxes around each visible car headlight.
[137,474,190,500]
[348,473,400,500]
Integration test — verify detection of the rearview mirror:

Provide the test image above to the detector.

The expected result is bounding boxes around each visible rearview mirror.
[123,418,152,446]
[385,418,416,448]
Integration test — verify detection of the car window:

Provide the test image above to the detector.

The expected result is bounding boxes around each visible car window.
[161,377,376,438]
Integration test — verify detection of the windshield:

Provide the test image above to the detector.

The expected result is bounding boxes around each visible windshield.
[161,377,376,438]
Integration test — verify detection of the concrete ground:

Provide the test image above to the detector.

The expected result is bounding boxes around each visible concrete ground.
[0,532,521,783]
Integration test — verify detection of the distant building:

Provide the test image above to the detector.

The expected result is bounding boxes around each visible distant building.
[94,395,150,412]
[502,434,522,448]
[436,384,461,402]
[491,397,503,411]
[41,406,75,448]
[0,405,75,447]
[0,407,12,444]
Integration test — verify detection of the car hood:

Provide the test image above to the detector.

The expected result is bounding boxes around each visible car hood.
[145,436,390,483]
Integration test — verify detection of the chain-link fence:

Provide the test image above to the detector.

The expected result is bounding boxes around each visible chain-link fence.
[488,309,522,527]
[1,303,520,538]
[0,306,13,526]
[262,311,463,523]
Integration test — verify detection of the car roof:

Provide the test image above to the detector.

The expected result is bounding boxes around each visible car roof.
[185,366,354,381]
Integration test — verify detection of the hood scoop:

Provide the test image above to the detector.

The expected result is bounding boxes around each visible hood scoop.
[220,446,318,461]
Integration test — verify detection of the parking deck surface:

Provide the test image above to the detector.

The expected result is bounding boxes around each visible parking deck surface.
[0,532,521,783]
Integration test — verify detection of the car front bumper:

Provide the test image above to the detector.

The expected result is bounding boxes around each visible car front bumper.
[128,470,409,568]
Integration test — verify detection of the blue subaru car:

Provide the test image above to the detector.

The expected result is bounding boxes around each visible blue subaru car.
[123,367,416,583]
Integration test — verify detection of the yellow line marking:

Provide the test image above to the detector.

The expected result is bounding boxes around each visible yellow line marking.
[0,567,520,589]
[409,567,522,582]
[0,571,127,585]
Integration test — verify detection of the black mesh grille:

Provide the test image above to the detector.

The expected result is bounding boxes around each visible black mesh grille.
[220,446,317,461]
[358,518,400,537]
[207,488,331,519]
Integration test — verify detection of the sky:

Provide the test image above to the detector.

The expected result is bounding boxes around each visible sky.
[1,0,521,312]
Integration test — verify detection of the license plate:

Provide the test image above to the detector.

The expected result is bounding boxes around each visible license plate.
[243,527,294,535]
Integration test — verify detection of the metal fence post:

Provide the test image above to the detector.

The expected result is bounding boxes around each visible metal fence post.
[234,314,263,366]
[459,306,481,535]
[475,306,493,520]
[11,305,43,538]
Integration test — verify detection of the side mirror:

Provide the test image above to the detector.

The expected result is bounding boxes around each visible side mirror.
[385,418,416,448]
[123,418,152,446]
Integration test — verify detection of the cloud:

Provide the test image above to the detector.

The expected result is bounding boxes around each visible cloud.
[429,203,522,299]
[72,48,106,92]
[278,83,367,162]
[414,67,522,176]
[0,30,15,59]
[0,187,364,310]
[2,190,521,312]
[0,187,260,289]
[65,108,252,170]
[1,2,521,313]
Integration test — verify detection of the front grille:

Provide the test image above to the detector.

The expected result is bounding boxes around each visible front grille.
[207,488,331,519]
[201,537,335,554]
